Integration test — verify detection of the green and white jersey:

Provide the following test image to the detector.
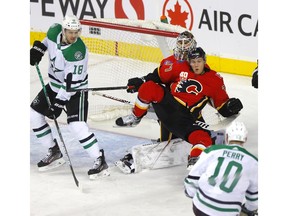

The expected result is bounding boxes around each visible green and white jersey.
[42,23,88,101]
[184,144,258,216]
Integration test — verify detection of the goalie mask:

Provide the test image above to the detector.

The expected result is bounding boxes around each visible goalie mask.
[173,31,197,61]
[62,15,82,44]
[225,121,248,143]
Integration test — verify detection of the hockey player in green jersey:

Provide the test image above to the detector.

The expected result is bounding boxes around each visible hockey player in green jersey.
[184,121,258,216]
[30,15,109,179]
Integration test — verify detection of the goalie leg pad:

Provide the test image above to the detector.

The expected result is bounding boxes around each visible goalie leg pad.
[131,138,191,172]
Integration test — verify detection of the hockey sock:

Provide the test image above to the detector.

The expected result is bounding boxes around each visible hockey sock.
[188,130,212,157]
[68,122,100,158]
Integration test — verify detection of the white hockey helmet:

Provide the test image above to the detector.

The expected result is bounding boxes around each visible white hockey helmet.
[62,15,81,31]
[225,121,248,143]
[173,31,197,61]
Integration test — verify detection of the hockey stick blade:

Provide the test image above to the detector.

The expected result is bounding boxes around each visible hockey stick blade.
[195,114,240,131]
[92,91,133,105]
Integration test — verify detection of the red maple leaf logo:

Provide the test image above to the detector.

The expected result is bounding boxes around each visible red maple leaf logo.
[167,1,188,28]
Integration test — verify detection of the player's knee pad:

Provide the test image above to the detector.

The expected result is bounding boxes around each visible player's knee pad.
[30,108,47,128]
[188,129,212,146]
[188,130,212,157]
[138,81,164,103]
[68,121,90,140]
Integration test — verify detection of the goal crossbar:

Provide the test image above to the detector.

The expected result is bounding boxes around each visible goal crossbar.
[80,19,179,38]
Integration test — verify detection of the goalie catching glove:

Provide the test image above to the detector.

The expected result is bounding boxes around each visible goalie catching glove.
[46,98,66,119]
[30,40,47,66]
[126,77,145,93]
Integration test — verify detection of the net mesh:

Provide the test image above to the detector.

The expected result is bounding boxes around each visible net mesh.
[80,19,187,121]
[74,18,223,124]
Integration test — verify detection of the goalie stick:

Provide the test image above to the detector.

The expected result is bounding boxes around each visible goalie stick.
[90,89,240,131]
[35,65,81,190]
[149,138,172,170]
[92,91,133,105]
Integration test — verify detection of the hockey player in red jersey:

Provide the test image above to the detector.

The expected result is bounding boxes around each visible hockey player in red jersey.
[154,31,198,142]
[116,47,243,168]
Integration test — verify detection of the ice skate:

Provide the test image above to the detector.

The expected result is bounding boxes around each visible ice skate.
[115,113,141,127]
[37,140,66,171]
[187,155,199,170]
[88,149,110,180]
[115,153,135,174]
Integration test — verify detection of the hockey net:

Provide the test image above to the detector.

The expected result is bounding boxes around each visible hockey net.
[80,18,223,125]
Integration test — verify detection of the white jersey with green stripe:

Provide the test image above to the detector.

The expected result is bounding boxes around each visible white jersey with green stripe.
[184,144,258,216]
[41,23,88,101]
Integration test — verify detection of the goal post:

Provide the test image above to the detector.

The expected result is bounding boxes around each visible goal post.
[79,18,189,121]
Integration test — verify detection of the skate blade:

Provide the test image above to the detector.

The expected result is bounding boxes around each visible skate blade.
[89,169,110,180]
[38,158,66,172]
[114,161,132,174]
[113,124,137,128]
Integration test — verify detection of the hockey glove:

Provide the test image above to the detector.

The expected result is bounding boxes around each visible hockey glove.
[218,98,243,117]
[126,77,145,93]
[46,98,66,119]
[227,98,243,113]
[240,204,258,216]
[252,68,258,89]
[30,40,47,66]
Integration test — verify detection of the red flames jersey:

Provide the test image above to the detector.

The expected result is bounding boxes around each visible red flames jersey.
[158,55,229,109]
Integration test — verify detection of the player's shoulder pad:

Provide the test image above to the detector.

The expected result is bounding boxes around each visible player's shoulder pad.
[62,38,87,62]
[160,55,175,65]
[47,23,62,43]
[205,145,258,162]
[205,68,224,81]
[204,144,228,153]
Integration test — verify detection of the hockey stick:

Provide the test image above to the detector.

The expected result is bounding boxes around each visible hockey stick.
[67,86,127,92]
[90,91,239,129]
[91,90,238,131]
[35,64,81,189]
[194,113,240,131]
[92,91,133,105]
[66,72,126,92]
[65,73,238,130]
[149,137,172,169]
